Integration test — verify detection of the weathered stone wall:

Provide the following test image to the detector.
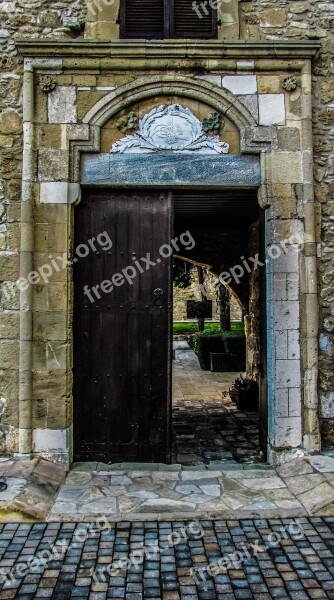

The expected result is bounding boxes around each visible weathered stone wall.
[238,0,334,447]
[0,1,87,454]
[173,268,242,322]
[0,0,333,458]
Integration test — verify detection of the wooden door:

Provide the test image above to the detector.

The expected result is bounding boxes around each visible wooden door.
[258,210,268,460]
[73,190,173,463]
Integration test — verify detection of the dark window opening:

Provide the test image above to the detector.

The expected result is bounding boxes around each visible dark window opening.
[120,0,217,39]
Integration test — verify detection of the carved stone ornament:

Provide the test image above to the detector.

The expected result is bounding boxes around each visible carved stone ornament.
[111,104,229,154]
[39,75,57,92]
[283,76,297,92]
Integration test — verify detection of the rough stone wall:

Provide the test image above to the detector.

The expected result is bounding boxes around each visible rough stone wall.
[0,1,87,453]
[173,268,242,322]
[239,0,334,446]
[0,0,333,453]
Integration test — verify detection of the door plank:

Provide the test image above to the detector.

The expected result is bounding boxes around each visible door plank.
[73,189,172,463]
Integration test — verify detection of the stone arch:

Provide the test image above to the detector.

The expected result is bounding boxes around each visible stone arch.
[85,76,255,129]
[70,75,260,180]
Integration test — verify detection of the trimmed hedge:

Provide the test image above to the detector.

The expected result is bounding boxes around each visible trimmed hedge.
[194,329,246,371]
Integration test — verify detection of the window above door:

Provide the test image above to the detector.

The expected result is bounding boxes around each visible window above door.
[120,0,218,39]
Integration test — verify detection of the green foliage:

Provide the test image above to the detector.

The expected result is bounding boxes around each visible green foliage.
[187,301,210,319]
[173,322,243,334]
[173,259,193,289]
[202,112,222,133]
[193,328,246,371]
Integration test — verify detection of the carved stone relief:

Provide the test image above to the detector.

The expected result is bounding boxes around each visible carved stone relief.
[111,104,229,154]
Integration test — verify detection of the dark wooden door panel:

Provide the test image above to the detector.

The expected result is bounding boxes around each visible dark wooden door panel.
[73,190,172,463]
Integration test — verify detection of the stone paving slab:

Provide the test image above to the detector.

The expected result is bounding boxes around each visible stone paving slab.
[1,455,334,523]
[0,517,334,599]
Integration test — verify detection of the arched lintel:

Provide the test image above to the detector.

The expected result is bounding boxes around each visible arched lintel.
[70,75,267,205]
[77,75,257,154]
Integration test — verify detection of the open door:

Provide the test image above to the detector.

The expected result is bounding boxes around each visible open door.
[73,189,173,463]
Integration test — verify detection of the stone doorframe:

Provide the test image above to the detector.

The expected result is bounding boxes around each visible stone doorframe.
[16,42,320,466]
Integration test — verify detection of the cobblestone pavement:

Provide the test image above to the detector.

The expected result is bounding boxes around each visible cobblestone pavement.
[1,517,334,599]
[172,344,262,465]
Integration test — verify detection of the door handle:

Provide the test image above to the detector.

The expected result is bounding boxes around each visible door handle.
[153,288,164,307]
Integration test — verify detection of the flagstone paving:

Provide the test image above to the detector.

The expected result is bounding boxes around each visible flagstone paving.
[1,455,334,523]
[1,517,334,599]
[172,343,262,465]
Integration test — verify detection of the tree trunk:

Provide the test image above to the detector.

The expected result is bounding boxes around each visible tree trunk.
[197,266,206,333]
[218,283,231,331]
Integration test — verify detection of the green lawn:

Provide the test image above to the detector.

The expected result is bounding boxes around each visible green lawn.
[173,321,244,334]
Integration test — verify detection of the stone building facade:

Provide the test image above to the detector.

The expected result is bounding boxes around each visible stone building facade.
[0,0,333,465]
[173,268,242,322]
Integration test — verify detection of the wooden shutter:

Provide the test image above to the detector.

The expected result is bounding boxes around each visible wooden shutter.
[120,0,217,39]
[171,0,217,38]
[121,0,165,39]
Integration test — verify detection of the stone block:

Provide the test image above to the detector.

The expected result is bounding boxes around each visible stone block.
[73,75,97,87]
[87,0,119,22]
[32,428,69,453]
[35,204,69,224]
[272,299,299,331]
[257,75,282,94]
[38,150,69,182]
[96,21,119,40]
[39,124,62,150]
[33,312,67,342]
[266,152,303,184]
[7,224,20,252]
[260,8,287,27]
[276,358,301,388]
[320,80,334,103]
[0,134,14,148]
[274,329,287,358]
[0,312,19,339]
[222,75,257,95]
[275,388,289,417]
[273,272,288,301]
[48,87,77,124]
[287,273,299,301]
[0,108,22,134]
[288,388,301,417]
[34,254,68,282]
[0,252,19,280]
[40,182,80,203]
[84,21,97,38]
[0,341,19,369]
[33,370,68,398]
[259,94,285,126]
[273,416,302,448]
[77,90,105,121]
[237,94,258,120]
[287,329,299,359]
[319,333,334,358]
[320,392,334,419]
[300,256,317,295]
[277,127,300,151]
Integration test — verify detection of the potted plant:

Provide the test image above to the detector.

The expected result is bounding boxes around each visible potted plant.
[229,375,259,411]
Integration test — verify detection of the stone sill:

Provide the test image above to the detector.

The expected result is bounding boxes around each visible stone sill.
[16,39,321,60]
